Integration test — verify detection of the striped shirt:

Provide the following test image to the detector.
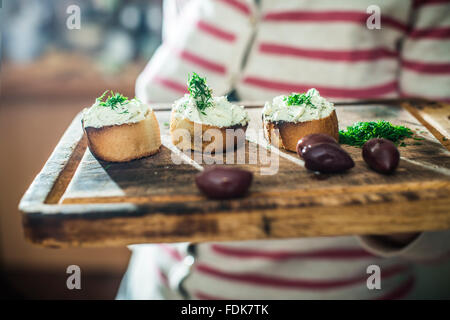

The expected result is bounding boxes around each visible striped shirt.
[136,0,450,102]
[119,233,450,300]
[122,0,450,300]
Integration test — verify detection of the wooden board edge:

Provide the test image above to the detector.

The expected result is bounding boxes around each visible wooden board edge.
[22,182,450,247]
[18,111,85,212]
[22,197,450,248]
[402,100,450,150]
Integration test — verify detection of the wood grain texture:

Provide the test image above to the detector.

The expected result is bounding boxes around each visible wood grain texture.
[19,100,450,248]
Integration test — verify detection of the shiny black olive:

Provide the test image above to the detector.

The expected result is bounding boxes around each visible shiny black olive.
[195,166,253,199]
[303,143,354,173]
[297,133,339,157]
[362,138,400,174]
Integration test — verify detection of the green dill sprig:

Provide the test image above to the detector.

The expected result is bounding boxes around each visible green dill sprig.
[339,120,414,147]
[96,90,129,110]
[283,92,315,108]
[187,73,213,112]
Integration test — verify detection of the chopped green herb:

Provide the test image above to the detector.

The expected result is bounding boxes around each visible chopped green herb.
[339,120,414,147]
[187,73,213,111]
[443,137,448,141]
[283,92,315,108]
[413,136,425,141]
[163,121,169,128]
[97,90,129,110]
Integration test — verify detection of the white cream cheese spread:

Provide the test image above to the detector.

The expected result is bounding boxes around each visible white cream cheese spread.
[82,96,149,128]
[172,94,249,127]
[263,88,334,123]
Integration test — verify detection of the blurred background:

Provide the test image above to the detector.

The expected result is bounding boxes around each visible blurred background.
[0,0,163,299]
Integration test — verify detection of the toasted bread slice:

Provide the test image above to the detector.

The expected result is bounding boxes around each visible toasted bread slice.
[264,109,339,152]
[170,111,247,152]
[83,110,161,162]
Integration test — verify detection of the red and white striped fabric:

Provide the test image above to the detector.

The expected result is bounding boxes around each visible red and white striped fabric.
[238,0,410,100]
[136,0,450,103]
[120,0,450,300]
[185,238,414,300]
[400,0,450,101]
[136,0,256,103]
[118,231,450,300]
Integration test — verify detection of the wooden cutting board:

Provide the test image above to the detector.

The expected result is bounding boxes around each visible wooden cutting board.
[19,100,450,248]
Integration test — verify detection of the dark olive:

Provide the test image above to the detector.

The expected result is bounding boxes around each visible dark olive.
[362,138,400,174]
[297,133,339,157]
[303,143,354,173]
[195,166,253,199]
